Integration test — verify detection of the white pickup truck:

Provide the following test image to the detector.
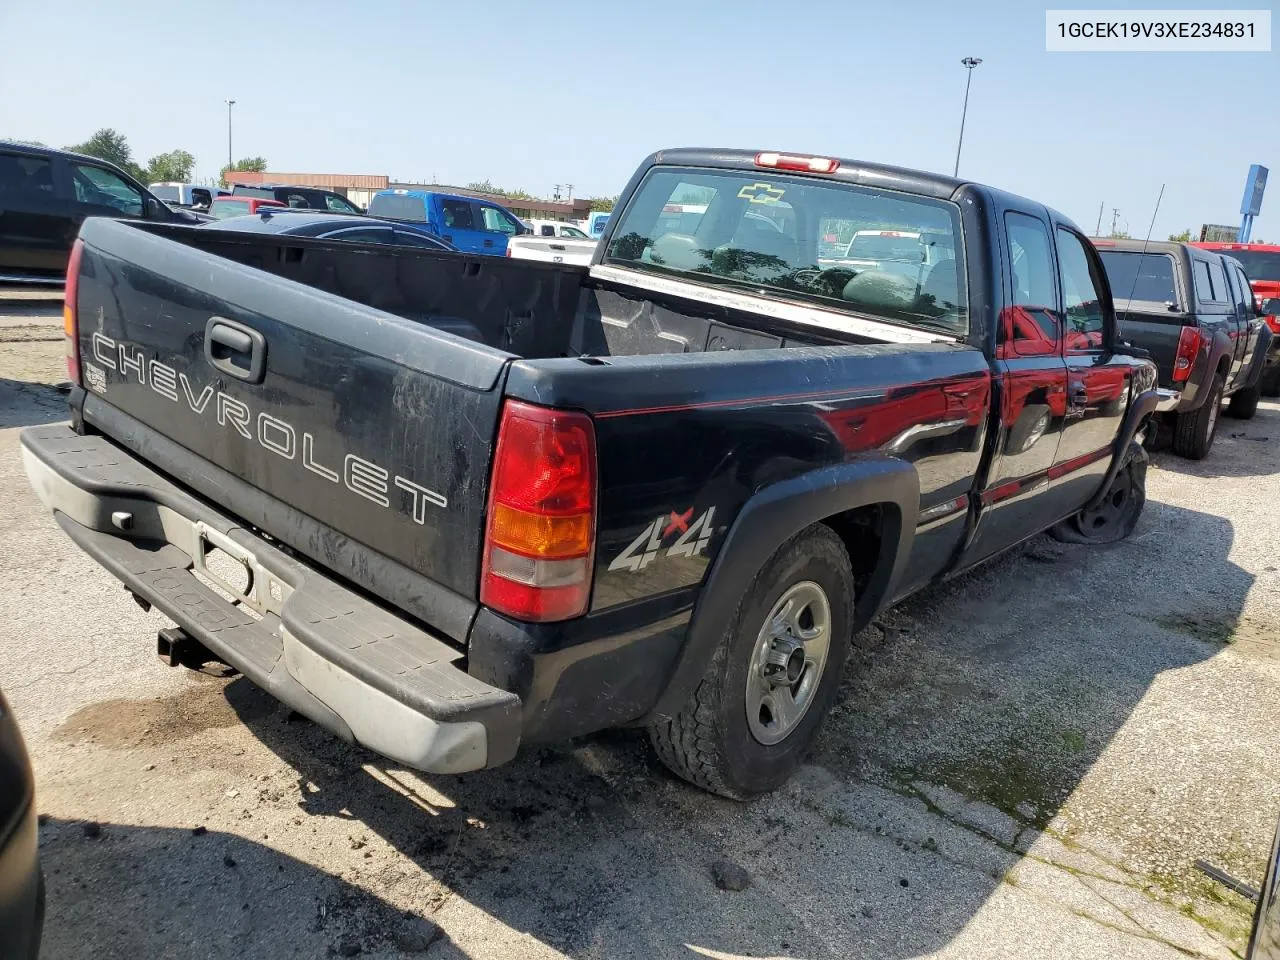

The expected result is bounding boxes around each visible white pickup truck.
[505,234,597,266]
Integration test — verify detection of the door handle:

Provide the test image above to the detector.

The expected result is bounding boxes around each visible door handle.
[205,317,266,383]
[483,238,494,247]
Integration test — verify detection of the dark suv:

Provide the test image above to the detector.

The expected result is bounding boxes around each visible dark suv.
[0,141,199,284]
[230,183,363,215]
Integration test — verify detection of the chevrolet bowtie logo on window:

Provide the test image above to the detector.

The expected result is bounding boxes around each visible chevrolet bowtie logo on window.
[736,182,786,204]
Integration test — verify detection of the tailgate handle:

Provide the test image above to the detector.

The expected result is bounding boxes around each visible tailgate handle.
[205,317,267,384]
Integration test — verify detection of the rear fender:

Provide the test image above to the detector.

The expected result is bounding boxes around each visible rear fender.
[646,456,919,720]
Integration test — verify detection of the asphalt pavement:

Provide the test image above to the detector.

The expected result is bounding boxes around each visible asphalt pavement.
[0,320,1277,960]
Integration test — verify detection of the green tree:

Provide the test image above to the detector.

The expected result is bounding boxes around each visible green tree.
[145,149,196,184]
[1167,228,1192,242]
[671,185,714,206]
[1108,229,1131,239]
[465,179,499,194]
[65,128,144,180]
[588,195,618,212]
[219,156,267,186]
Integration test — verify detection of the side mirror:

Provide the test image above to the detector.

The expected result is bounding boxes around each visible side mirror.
[1259,298,1280,317]
[144,196,163,219]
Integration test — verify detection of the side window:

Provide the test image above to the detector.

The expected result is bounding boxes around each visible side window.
[480,206,518,235]
[540,224,555,237]
[325,194,357,213]
[0,153,55,200]
[1208,261,1229,305]
[393,229,446,249]
[71,163,143,216]
[440,200,475,229]
[1003,212,1060,355]
[1234,267,1255,313]
[1192,260,1214,302]
[326,227,394,244]
[285,193,310,208]
[1055,228,1106,352]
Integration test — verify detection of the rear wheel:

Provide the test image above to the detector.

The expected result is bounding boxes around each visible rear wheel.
[1261,368,1280,399]
[1049,444,1147,544]
[649,524,853,799]
[1226,385,1260,420]
[1172,373,1224,460]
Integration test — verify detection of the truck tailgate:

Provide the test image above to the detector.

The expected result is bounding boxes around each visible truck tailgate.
[70,218,512,638]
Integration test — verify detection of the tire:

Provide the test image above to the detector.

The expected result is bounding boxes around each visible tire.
[1172,373,1224,460]
[649,524,854,799]
[1261,368,1280,399]
[1226,385,1260,420]
[1049,443,1148,544]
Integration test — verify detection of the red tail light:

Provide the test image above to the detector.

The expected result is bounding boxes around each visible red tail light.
[1266,315,1280,335]
[1172,325,1202,383]
[63,239,85,383]
[481,400,597,622]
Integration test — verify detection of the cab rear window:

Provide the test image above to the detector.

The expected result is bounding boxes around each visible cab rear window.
[368,194,428,222]
[605,167,967,336]
[1098,251,1179,305]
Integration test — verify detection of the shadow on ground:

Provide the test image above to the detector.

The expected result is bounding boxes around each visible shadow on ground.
[203,498,1256,958]
[0,378,68,428]
[36,818,440,960]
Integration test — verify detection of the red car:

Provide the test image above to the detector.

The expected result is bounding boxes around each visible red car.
[207,196,285,220]
[1192,242,1280,396]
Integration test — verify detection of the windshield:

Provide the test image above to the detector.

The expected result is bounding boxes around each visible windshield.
[605,167,967,336]
[1221,250,1280,282]
[1098,251,1179,304]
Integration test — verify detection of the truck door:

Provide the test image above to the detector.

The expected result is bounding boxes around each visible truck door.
[1227,261,1260,386]
[1050,226,1130,511]
[434,197,485,253]
[962,210,1070,565]
[1211,258,1246,386]
[476,203,521,255]
[0,148,72,279]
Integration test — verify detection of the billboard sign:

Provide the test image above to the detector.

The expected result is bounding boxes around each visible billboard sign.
[1241,165,1268,217]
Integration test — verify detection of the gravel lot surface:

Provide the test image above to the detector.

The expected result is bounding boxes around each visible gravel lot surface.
[1,313,1277,960]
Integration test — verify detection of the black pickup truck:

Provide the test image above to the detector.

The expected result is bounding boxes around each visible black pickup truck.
[1095,238,1274,459]
[22,148,1157,798]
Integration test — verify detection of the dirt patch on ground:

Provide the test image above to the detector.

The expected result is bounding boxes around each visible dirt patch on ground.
[52,678,276,749]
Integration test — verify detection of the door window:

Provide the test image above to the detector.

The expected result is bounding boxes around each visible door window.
[392,229,448,249]
[71,163,143,215]
[325,194,360,213]
[539,224,555,236]
[0,153,55,200]
[1231,266,1254,314]
[1055,228,1106,352]
[440,200,475,229]
[285,193,311,208]
[479,206,519,235]
[1003,212,1059,355]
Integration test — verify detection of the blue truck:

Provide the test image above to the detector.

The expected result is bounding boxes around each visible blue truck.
[365,189,526,255]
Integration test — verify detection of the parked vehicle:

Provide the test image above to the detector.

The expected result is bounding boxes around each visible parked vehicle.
[584,210,610,239]
[149,182,228,211]
[1095,238,1274,459]
[231,183,363,215]
[524,218,592,239]
[208,196,286,219]
[24,147,1157,800]
[366,189,525,255]
[1248,817,1279,960]
[0,140,200,284]
[505,233,596,265]
[204,209,456,250]
[0,688,42,960]
[1193,242,1280,397]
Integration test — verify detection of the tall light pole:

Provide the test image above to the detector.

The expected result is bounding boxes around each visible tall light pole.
[953,57,982,177]
[225,99,236,170]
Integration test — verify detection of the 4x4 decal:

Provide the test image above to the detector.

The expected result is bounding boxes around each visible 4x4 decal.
[608,507,717,572]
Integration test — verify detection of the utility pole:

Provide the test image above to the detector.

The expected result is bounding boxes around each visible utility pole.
[225,99,236,169]
[953,57,983,177]
[1095,202,1104,236]
[1111,207,1120,236]
[565,183,573,203]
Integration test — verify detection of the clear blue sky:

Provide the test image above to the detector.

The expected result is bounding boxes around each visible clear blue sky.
[1,0,1276,240]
